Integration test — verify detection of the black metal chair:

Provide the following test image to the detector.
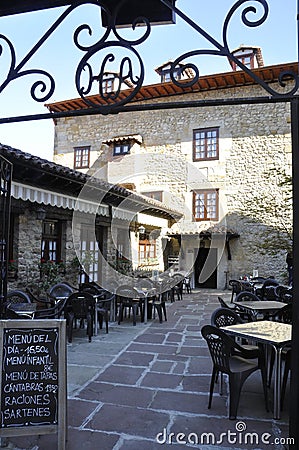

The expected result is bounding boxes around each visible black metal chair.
[201,325,268,420]
[66,292,95,342]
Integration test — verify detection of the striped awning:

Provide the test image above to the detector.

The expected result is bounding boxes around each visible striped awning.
[11,182,110,216]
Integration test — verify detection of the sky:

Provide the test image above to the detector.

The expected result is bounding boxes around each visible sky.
[0,0,297,161]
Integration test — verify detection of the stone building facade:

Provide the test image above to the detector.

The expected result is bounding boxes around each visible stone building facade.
[3,146,179,294]
[48,56,295,288]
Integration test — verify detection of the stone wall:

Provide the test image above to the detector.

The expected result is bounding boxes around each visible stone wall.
[53,81,292,285]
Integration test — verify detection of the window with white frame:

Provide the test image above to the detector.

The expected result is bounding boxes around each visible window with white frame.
[193,128,219,161]
[74,146,90,169]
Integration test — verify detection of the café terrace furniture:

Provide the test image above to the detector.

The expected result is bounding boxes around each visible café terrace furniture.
[201,325,268,420]
[233,300,287,321]
[274,285,293,304]
[48,282,74,305]
[6,302,37,319]
[6,289,31,303]
[66,292,95,343]
[34,296,71,320]
[116,285,143,326]
[183,275,192,294]
[255,278,280,300]
[80,283,113,334]
[218,296,237,310]
[222,320,292,419]
[144,288,167,324]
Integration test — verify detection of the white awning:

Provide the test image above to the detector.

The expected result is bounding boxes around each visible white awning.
[11,182,110,216]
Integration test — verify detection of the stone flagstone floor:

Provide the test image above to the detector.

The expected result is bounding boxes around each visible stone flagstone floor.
[4,289,291,450]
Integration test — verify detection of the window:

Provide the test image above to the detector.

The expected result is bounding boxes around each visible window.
[232,53,255,71]
[102,77,114,94]
[113,141,130,156]
[161,68,181,83]
[74,146,90,169]
[193,190,219,221]
[139,239,157,264]
[41,220,62,262]
[142,191,163,202]
[193,128,219,161]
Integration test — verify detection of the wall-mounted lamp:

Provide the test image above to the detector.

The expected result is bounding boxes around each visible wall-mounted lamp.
[36,207,46,221]
[135,225,146,238]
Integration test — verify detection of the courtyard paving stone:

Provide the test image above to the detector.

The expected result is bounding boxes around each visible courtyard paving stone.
[3,289,291,450]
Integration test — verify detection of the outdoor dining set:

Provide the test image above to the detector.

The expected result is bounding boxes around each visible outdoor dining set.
[202,276,292,420]
[2,271,191,342]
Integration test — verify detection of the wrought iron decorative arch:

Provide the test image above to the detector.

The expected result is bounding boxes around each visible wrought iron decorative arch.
[0,0,298,123]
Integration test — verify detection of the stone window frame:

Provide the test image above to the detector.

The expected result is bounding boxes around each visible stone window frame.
[74,146,90,169]
[193,189,219,221]
[193,127,219,161]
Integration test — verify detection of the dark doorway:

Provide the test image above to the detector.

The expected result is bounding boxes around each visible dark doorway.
[194,248,217,288]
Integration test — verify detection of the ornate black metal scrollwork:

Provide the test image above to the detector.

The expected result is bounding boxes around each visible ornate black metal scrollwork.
[0,0,297,121]
[167,0,299,97]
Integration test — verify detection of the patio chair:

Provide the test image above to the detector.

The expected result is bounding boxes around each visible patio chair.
[218,296,252,322]
[228,279,243,302]
[66,292,95,342]
[255,278,279,300]
[34,295,71,320]
[116,285,143,326]
[6,290,31,303]
[234,291,261,302]
[217,296,236,310]
[274,285,293,304]
[211,307,259,386]
[144,288,167,323]
[201,324,268,420]
[48,282,74,304]
[211,307,245,328]
[183,276,192,294]
[80,283,113,333]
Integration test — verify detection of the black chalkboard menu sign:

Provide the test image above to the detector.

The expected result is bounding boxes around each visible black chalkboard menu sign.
[0,319,66,450]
